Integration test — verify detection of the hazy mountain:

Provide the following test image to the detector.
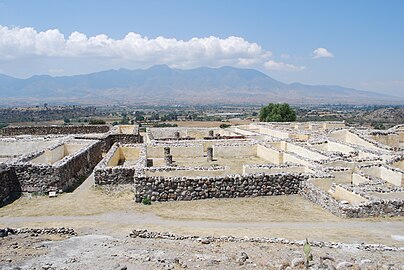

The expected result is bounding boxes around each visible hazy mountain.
[0,65,401,105]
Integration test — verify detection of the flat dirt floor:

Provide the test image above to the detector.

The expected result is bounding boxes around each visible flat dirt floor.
[1,174,404,269]
[1,175,403,247]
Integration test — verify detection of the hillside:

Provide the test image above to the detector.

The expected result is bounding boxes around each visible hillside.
[357,107,404,124]
[0,65,401,105]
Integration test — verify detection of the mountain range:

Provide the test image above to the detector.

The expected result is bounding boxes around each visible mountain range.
[0,65,401,105]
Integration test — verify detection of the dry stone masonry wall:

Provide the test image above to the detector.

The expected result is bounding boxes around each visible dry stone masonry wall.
[1,125,111,136]
[12,139,103,193]
[0,165,19,205]
[2,122,404,219]
[134,173,307,202]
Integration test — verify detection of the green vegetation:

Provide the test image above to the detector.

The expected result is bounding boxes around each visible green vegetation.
[120,113,130,124]
[152,123,178,127]
[0,123,8,129]
[303,238,313,268]
[219,123,231,128]
[89,119,106,125]
[259,103,296,122]
[142,198,152,205]
[371,122,385,130]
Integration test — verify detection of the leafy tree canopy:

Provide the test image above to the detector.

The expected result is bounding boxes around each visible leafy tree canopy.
[259,103,296,122]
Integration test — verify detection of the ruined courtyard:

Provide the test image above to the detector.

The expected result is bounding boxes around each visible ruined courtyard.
[1,121,404,218]
[1,121,404,269]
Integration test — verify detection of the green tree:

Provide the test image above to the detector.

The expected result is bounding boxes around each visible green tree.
[120,113,129,124]
[259,103,296,122]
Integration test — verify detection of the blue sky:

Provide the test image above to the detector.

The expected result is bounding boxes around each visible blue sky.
[0,0,403,96]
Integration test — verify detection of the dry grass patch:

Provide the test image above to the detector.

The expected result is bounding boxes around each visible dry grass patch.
[142,195,339,222]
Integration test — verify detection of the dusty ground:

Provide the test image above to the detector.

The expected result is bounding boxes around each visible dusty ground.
[0,175,403,269]
[1,232,404,270]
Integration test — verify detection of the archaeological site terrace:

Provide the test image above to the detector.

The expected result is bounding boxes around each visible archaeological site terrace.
[1,121,403,218]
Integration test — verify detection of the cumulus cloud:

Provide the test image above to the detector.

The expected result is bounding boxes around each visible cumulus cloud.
[0,25,271,67]
[312,47,334,59]
[264,60,306,72]
[0,25,308,75]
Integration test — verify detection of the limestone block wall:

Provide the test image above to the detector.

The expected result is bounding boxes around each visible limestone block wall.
[213,144,256,158]
[232,127,259,136]
[105,145,141,167]
[331,130,380,150]
[0,137,64,160]
[0,165,19,205]
[256,144,281,164]
[30,144,65,164]
[352,172,370,185]
[146,144,204,158]
[332,186,368,204]
[1,125,111,136]
[148,127,220,140]
[361,165,403,186]
[285,143,327,161]
[371,134,399,148]
[134,173,307,202]
[283,152,312,167]
[258,126,289,139]
[312,141,354,154]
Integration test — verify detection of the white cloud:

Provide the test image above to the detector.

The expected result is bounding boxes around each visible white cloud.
[264,60,306,72]
[312,47,334,59]
[280,53,290,59]
[0,25,272,69]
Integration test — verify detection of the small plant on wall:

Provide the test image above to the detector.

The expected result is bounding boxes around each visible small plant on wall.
[142,197,152,205]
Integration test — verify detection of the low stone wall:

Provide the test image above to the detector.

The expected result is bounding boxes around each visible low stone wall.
[94,143,146,185]
[1,125,111,136]
[134,173,307,202]
[0,165,19,205]
[109,134,143,144]
[12,140,103,193]
[299,181,404,218]
[94,167,135,185]
[130,229,404,252]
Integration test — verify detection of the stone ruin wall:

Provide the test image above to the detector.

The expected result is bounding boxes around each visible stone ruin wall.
[94,143,146,185]
[0,165,19,205]
[0,125,111,136]
[299,180,404,218]
[12,140,103,193]
[134,173,307,202]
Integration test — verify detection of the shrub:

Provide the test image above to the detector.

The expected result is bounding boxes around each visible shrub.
[152,123,178,127]
[89,119,106,125]
[142,198,152,205]
[219,123,231,128]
